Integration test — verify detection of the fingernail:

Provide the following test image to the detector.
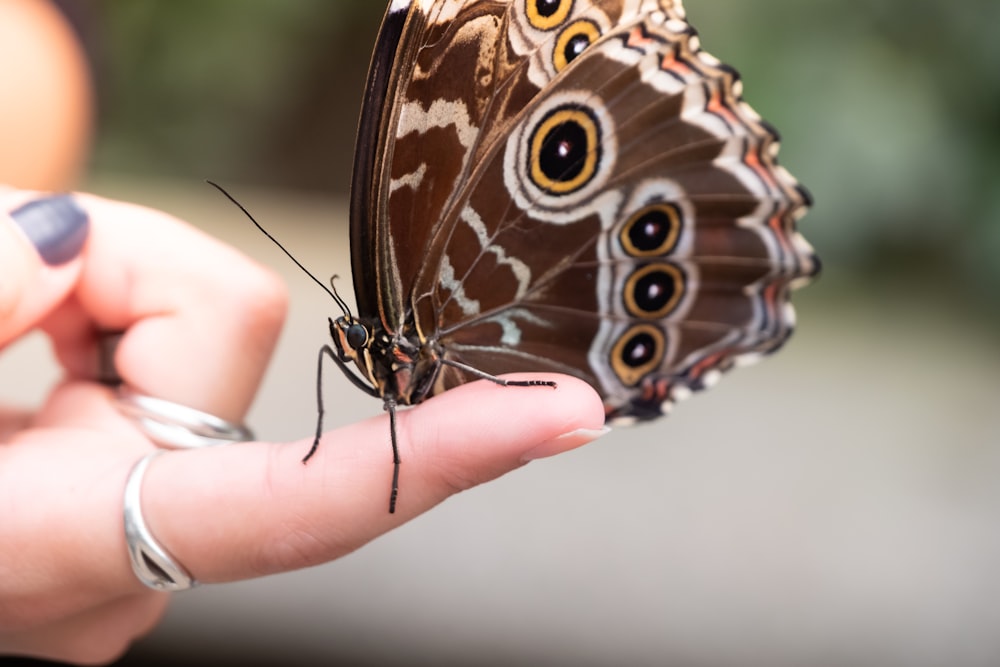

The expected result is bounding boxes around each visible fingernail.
[521,426,611,462]
[10,194,90,266]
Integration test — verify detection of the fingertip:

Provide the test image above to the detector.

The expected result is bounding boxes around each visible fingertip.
[420,373,605,441]
[10,193,89,266]
[0,191,88,344]
[399,373,607,490]
[520,425,612,462]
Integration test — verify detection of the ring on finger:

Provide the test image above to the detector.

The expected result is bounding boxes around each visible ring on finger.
[116,386,254,449]
[123,452,197,591]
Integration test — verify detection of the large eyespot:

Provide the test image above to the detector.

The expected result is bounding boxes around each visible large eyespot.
[611,324,665,386]
[504,91,615,219]
[624,263,685,319]
[554,20,601,71]
[620,203,683,257]
[529,105,600,195]
[525,0,573,31]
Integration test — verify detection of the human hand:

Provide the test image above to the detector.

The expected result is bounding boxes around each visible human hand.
[0,189,607,664]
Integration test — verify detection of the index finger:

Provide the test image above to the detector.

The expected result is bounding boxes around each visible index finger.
[66,193,289,421]
[0,190,288,422]
[136,374,608,583]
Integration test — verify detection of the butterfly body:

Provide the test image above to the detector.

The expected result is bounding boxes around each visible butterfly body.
[308,0,817,511]
[329,307,556,410]
[329,314,433,407]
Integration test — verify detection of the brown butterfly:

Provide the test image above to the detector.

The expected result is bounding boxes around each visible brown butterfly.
[245,0,818,513]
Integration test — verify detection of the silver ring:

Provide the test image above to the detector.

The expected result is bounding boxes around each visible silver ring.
[124,452,197,591]
[116,386,254,449]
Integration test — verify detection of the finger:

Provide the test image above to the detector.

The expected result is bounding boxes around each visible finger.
[0,384,165,662]
[56,193,287,421]
[141,374,607,583]
[0,191,89,346]
[8,377,602,595]
[0,384,150,612]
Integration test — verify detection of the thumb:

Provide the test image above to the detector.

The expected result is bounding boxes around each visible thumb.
[0,191,89,345]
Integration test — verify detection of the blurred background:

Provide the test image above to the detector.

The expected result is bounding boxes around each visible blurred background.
[1,0,998,665]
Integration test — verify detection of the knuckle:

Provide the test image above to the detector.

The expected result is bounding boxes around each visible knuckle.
[220,257,289,330]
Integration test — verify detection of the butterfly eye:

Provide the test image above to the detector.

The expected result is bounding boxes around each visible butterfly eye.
[554,20,601,71]
[611,325,666,387]
[525,0,573,30]
[529,105,600,195]
[624,263,685,318]
[346,323,369,350]
[620,204,683,257]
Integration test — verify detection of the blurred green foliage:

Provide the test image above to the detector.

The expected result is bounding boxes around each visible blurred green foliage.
[92,1,385,191]
[88,0,999,319]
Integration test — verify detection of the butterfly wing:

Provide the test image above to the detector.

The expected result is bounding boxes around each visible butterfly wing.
[352,0,528,330]
[354,0,817,420]
[353,0,686,329]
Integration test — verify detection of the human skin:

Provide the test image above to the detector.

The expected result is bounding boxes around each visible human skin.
[0,189,607,664]
[0,0,93,191]
[0,4,606,662]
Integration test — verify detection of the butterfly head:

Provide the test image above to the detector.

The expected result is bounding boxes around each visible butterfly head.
[330,315,371,360]
[328,314,387,397]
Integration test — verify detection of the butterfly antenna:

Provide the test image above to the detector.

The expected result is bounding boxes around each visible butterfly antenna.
[328,276,354,318]
[206,180,338,303]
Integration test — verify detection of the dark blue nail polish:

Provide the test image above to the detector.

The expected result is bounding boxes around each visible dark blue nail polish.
[10,194,90,266]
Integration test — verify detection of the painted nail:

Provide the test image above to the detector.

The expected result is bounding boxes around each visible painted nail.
[521,425,611,462]
[10,194,89,266]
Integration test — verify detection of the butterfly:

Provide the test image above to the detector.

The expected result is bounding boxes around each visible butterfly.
[240,0,817,514]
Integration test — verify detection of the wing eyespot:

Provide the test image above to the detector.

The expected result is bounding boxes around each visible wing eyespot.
[554,19,602,71]
[525,0,574,31]
[528,104,601,195]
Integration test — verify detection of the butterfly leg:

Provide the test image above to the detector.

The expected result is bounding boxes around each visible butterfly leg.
[440,359,558,389]
[385,397,401,514]
[303,343,378,464]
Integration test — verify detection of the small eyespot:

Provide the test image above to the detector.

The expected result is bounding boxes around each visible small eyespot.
[620,203,683,257]
[611,324,665,386]
[529,105,600,195]
[622,331,657,367]
[554,20,601,71]
[623,263,685,319]
[525,0,574,31]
